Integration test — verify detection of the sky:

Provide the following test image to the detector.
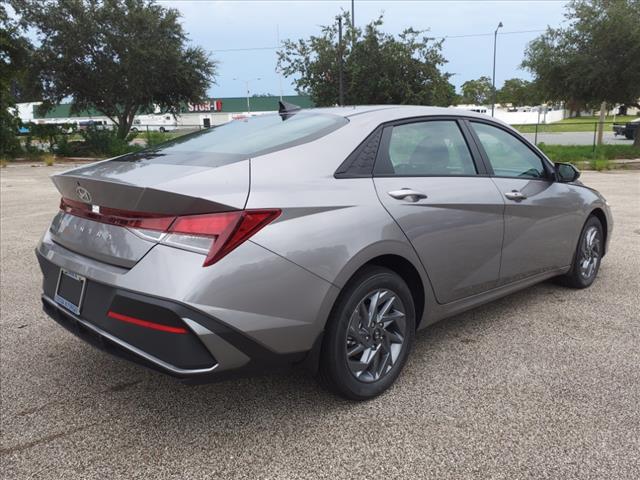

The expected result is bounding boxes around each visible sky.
[159,0,570,98]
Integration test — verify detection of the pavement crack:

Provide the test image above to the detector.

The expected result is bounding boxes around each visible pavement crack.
[0,423,98,456]
[106,379,142,392]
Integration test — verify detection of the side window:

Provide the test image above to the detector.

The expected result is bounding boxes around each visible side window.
[471,122,547,179]
[379,121,477,176]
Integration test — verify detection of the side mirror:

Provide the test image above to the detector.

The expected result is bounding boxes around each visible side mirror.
[555,162,581,183]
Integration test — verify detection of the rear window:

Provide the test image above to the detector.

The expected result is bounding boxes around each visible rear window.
[161,112,346,156]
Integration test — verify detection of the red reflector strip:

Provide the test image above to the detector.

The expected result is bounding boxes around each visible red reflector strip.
[107,310,188,334]
[60,198,176,232]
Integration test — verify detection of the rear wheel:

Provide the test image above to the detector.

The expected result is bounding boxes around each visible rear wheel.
[319,266,415,400]
[558,216,603,288]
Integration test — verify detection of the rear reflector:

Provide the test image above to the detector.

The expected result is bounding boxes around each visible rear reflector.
[107,310,188,334]
[60,198,176,231]
[60,198,280,267]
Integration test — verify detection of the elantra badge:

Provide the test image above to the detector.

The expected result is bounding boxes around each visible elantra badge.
[76,186,92,203]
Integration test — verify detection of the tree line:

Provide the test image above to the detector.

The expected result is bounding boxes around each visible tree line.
[2,0,639,158]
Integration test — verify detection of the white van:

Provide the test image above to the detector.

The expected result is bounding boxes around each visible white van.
[130,115,177,133]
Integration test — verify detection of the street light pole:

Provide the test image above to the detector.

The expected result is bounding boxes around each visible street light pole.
[491,21,503,117]
[233,77,261,114]
[338,16,344,106]
[351,0,356,52]
[245,80,250,113]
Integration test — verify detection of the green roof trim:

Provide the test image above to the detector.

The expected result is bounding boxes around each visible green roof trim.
[33,95,315,119]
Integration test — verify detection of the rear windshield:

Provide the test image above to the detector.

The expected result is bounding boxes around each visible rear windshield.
[124,112,348,166]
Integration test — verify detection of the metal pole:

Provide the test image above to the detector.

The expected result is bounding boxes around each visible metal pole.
[246,80,250,114]
[592,120,597,153]
[491,22,503,117]
[277,25,283,101]
[351,0,354,30]
[338,16,344,107]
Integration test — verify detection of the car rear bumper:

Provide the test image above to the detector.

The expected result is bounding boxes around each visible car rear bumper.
[35,233,336,381]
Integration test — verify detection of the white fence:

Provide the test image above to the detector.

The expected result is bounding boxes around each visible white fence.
[493,109,565,125]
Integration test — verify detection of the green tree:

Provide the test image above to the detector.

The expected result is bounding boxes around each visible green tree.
[277,13,455,107]
[14,0,216,139]
[522,0,640,146]
[460,76,493,105]
[1,4,34,157]
[497,78,542,107]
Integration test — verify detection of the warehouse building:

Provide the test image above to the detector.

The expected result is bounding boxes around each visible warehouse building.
[16,95,315,130]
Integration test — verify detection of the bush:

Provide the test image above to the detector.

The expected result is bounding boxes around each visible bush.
[42,153,56,166]
[27,123,76,153]
[79,127,142,157]
[589,157,611,171]
[144,130,170,147]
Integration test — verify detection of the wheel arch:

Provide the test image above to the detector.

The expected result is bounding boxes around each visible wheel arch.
[331,247,430,331]
[589,207,608,256]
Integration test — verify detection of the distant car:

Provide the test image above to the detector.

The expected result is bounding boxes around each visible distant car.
[613,118,640,140]
[78,120,107,131]
[37,105,613,400]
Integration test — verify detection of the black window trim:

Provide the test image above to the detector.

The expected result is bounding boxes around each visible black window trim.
[372,115,490,178]
[463,118,557,182]
[334,125,384,178]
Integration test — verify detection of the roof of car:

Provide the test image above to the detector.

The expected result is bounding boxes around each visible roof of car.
[306,105,509,126]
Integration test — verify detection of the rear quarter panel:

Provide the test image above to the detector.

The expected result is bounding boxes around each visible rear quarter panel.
[245,117,437,328]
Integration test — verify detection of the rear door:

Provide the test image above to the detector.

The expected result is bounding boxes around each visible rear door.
[467,120,583,284]
[373,118,505,304]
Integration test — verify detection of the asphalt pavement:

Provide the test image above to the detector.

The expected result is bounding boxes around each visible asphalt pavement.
[522,131,634,146]
[1,164,639,479]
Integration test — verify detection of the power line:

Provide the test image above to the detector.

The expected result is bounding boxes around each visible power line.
[209,29,547,53]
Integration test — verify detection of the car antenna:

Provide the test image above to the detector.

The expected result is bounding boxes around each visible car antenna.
[278,101,301,120]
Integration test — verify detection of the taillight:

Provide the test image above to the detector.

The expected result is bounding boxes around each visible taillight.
[166,210,280,266]
[60,198,280,266]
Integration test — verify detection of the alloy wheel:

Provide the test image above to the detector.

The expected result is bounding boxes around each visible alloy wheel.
[579,226,601,279]
[345,289,407,383]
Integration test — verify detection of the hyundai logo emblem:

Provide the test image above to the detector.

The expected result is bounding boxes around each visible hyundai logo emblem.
[76,186,92,203]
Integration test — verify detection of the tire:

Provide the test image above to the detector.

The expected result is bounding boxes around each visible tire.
[558,216,603,289]
[159,127,166,133]
[319,266,416,400]
[130,127,138,133]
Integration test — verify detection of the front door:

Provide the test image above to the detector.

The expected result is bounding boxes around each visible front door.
[468,121,584,284]
[373,119,505,304]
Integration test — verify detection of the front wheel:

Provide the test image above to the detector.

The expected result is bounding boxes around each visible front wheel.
[559,216,603,288]
[319,266,416,400]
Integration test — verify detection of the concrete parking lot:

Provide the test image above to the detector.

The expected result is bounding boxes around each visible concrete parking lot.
[1,164,639,479]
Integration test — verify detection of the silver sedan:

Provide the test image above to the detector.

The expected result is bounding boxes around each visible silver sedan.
[37,105,612,399]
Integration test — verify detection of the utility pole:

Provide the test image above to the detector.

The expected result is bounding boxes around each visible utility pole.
[491,21,503,117]
[351,0,354,31]
[338,16,344,107]
[277,25,283,101]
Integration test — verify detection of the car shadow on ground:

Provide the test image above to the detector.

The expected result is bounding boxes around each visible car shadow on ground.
[52,278,568,418]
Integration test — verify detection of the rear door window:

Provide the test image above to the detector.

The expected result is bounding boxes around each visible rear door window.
[376,120,477,176]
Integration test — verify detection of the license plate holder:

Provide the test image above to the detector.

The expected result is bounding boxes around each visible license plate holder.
[54,269,87,315]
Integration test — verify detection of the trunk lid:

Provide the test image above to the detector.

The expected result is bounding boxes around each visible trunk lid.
[49,149,250,267]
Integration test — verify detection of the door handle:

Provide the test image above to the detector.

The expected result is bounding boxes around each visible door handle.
[388,189,428,202]
[504,190,527,201]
